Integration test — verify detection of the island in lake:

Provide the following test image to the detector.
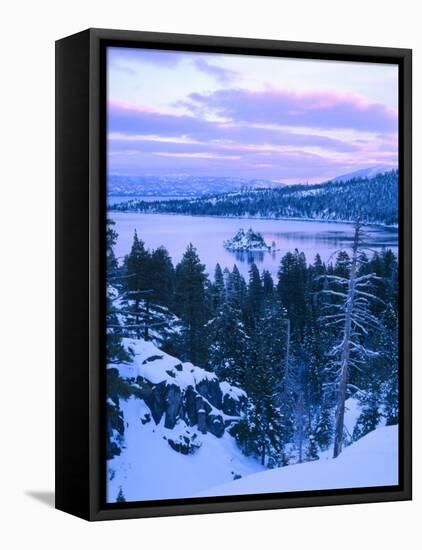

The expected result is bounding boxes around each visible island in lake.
[224,228,272,252]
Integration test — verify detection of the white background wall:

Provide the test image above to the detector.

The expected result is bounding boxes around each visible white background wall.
[0,0,418,548]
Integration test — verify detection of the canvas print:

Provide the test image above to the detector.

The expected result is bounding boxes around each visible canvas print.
[105,47,399,504]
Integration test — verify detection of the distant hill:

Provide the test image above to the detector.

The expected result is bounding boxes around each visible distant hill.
[109,169,399,226]
[326,165,397,183]
[108,175,285,197]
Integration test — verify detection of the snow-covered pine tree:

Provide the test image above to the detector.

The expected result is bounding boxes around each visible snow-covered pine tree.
[227,265,247,312]
[116,487,126,502]
[106,218,119,273]
[121,230,153,339]
[237,359,284,466]
[245,262,263,329]
[105,219,131,365]
[277,249,308,340]
[314,400,333,451]
[379,305,399,425]
[237,296,287,466]
[211,263,225,311]
[352,382,381,442]
[306,434,320,461]
[173,243,210,366]
[320,219,383,458]
[206,301,249,386]
[148,246,174,308]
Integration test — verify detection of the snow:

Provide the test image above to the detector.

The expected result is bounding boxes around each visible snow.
[116,337,217,389]
[196,425,398,498]
[343,397,361,438]
[220,381,247,401]
[107,337,396,503]
[107,396,264,502]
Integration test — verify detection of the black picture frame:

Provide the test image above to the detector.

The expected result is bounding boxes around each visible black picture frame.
[55,28,412,521]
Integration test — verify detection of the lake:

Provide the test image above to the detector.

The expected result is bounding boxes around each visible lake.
[110,213,398,279]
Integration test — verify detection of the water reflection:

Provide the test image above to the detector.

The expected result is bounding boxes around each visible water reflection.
[111,213,398,279]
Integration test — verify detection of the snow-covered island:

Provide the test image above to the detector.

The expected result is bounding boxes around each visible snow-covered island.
[224,228,271,252]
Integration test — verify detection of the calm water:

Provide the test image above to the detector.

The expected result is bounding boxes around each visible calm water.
[110,213,398,279]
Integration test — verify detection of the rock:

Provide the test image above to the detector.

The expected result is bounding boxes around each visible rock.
[142,381,167,424]
[195,395,212,415]
[197,409,207,434]
[164,384,182,429]
[207,413,225,438]
[184,385,198,426]
[222,393,241,416]
[165,369,176,378]
[196,377,222,409]
[142,354,164,364]
[141,412,151,425]
[167,433,201,455]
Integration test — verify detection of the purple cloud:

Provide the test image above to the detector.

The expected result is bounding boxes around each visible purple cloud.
[107,100,397,180]
[184,89,398,133]
[108,101,360,153]
[193,58,237,84]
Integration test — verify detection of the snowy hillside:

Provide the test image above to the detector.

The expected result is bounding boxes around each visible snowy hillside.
[107,334,396,503]
[107,337,264,502]
[197,425,398,497]
[327,165,396,183]
[110,169,399,226]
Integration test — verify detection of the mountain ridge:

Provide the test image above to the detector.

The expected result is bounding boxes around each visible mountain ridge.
[109,169,399,226]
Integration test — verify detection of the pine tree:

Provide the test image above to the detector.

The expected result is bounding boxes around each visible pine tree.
[207,302,249,386]
[173,244,209,366]
[237,297,287,466]
[116,487,126,502]
[105,220,131,365]
[306,434,320,461]
[106,219,119,273]
[211,263,226,311]
[314,401,333,451]
[277,249,308,339]
[334,251,351,278]
[262,269,274,298]
[379,305,399,425]
[245,262,263,329]
[237,360,284,467]
[352,388,381,441]
[121,230,153,339]
[227,265,247,312]
[149,246,174,307]
[106,294,132,365]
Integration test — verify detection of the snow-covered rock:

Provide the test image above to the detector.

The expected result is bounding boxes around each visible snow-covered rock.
[107,337,246,462]
[224,228,271,251]
[106,337,260,502]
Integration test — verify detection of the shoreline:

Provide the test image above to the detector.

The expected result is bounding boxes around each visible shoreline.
[107,209,398,231]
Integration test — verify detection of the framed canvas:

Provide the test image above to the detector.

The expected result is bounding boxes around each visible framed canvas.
[55,28,412,521]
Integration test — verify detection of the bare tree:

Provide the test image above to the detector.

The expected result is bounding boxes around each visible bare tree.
[320,219,382,458]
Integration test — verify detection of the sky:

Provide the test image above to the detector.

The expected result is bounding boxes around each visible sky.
[107,47,398,184]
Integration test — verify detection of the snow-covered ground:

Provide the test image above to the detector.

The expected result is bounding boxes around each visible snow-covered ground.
[107,336,262,503]
[107,335,397,503]
[107,396,264,502]
[197,425,398,498]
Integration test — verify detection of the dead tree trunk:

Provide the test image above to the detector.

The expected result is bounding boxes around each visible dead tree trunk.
[333,221,361,458]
